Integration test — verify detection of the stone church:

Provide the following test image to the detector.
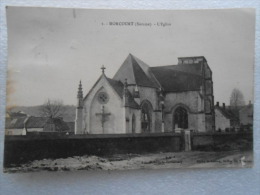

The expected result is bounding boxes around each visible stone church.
[75,54,215,134]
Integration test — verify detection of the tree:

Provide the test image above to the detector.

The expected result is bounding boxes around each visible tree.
[230,88,245,107]
[39,99,64,118]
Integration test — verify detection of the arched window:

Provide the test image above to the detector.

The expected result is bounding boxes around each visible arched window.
[141,101,153,133]
[132,114,136,133]
[173,107,188,129]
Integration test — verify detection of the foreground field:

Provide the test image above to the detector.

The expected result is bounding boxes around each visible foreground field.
[5,150,253,172]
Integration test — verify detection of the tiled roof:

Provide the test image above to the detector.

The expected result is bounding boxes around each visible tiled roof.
[131,55,161,88]
[215,106,238,120]
[26,117,49,128]
[49,118,70,131]
[5,117,27,129]
[114,54,204,92]
[124,90,140,109]
[6,113,71,132]
[107,78,124,98]
[107,78,139,109]
[113,54,160,88]
[156,63,203,76]
[151,67,203,92]
[8,111,28,118]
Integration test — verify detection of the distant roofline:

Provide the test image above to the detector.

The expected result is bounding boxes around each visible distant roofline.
[178,56,206,59]
[178,56,207,62]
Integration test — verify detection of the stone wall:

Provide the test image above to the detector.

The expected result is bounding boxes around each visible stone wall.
[4,131,253,167]
[4,133,183,167]
[191,132,253,151]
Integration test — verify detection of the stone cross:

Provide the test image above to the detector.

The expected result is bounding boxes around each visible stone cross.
[95,105,111,133]
[101,65,106,74]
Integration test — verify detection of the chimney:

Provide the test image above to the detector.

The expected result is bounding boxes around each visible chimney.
[216,102,219,107]
[222,103,225,109]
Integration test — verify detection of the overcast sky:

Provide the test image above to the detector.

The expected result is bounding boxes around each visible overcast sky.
[6,7,255,107]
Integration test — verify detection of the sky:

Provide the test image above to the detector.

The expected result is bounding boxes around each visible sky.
[6,7,255,107]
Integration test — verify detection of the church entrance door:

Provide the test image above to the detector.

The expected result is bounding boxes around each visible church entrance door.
[173,106,188,130]
[141,101,152,133]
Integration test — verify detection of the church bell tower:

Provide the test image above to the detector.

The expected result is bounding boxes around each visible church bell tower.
[75,80,83,134]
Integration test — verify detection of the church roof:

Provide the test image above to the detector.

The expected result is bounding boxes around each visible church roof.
[154,63,203,76]
[124,91,140,109]
[107,78,139,109]
[107,78,124,98]
[150,66,203,92]
[113,54,160,88]
[113,54,204,93]
[84,54,205,106]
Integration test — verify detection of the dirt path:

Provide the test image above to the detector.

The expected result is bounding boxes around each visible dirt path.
[5,150,253,173]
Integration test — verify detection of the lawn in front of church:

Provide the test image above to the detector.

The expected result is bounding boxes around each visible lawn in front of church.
[6,150,253,172]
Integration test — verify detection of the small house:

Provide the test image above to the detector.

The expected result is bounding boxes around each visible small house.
[215,102,239,132]
[239,101,253,128]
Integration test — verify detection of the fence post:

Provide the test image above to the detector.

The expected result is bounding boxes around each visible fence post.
[181,130,185,151]
[184,130,191,151]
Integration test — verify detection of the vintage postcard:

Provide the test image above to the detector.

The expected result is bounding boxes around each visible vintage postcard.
[4,7,255,172]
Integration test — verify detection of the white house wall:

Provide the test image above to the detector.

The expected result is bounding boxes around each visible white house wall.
[215,109,231,131]
[5,129,24,135]
[27,128,44,132]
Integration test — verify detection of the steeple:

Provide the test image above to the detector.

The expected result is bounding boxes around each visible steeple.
[77,80,83,98]
[75,80,84,134]
[77,80,83,108]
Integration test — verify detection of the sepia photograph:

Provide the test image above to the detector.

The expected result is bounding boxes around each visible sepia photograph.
[4,7,255,172]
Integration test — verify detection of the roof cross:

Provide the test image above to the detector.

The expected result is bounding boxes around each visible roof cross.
[101,65,106,74]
